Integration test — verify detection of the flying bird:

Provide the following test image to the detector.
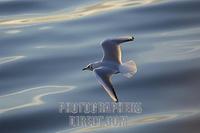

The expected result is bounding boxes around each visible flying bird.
[82,36,137,102]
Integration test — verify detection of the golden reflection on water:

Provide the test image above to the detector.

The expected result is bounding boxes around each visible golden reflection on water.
[0,0,159,26]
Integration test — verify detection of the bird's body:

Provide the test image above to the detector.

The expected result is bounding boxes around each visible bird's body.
[83,36,137,102]
[91,61,119,73]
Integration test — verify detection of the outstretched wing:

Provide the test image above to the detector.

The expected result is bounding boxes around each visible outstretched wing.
[94,67,118,102]
[101,36,134,64]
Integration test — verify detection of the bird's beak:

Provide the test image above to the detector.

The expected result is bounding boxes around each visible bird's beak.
[82,66,89,71]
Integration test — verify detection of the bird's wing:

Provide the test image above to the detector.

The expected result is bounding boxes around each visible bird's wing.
[94,67,118,102]
[101,36,134,64]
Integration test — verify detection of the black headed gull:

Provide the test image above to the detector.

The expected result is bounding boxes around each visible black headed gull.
[83,36,137,102]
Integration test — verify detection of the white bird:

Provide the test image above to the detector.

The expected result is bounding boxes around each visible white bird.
[82,36,137,102]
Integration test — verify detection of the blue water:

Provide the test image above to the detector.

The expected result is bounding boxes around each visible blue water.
[0,0,200,133]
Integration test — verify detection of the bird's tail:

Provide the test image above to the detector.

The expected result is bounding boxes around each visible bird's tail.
[119,60,137,78]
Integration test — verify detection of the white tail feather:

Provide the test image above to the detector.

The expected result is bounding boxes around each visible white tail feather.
[119,60,137,78]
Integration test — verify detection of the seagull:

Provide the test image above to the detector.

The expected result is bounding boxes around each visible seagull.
[82,36,137,102]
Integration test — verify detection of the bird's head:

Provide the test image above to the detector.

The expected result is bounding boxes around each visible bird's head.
[82,64,93,71]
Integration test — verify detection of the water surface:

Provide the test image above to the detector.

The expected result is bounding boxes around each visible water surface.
[0,0,200,133]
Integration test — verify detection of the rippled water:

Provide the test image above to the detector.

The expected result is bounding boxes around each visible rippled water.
[0,0,200,133]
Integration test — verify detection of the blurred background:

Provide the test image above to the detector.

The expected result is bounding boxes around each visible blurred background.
[0,0,200,133]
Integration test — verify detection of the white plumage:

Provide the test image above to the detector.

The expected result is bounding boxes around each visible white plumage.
[83,36,137,102]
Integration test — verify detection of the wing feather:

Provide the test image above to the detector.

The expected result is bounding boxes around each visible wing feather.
[94,67,118,102]
[101,36,134,64]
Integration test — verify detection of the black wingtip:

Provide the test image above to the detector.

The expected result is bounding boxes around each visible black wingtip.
[128,36,134,41]
[115,99,119,103]
[131,36,134,41]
